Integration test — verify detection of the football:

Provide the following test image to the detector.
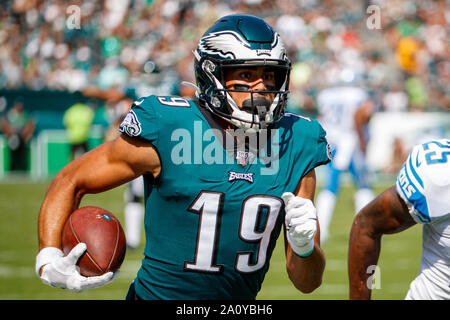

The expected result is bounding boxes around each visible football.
[62,206,126,277]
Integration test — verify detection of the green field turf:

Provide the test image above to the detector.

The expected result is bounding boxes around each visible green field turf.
[0,181,422,300]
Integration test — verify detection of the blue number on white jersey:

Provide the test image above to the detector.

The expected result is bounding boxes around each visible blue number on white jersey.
[395,139,450,224]
[422,140,450,165]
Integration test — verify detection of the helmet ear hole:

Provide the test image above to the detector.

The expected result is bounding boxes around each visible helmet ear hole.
[211,97,221,109]
[202,60,216,73]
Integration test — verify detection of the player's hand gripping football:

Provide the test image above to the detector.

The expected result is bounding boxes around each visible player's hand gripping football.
[282,192,317,257]
[35,243,118,293]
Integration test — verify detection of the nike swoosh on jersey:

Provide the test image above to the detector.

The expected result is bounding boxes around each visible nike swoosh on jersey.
[415,151,422,167]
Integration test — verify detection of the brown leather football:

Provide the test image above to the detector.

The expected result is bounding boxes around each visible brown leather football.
[62,206,126,277]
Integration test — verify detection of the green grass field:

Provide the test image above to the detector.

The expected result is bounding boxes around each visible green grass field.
[0,180,422,300]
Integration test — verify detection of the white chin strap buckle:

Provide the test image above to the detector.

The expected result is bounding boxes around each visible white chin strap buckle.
[256,105,268,129]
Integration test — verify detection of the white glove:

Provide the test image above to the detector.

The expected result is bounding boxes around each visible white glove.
[35,243,118,293]
[282,192,317,257]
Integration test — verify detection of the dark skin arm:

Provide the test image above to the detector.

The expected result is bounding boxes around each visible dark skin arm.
[285,169,326,293]
[348,186,416,299]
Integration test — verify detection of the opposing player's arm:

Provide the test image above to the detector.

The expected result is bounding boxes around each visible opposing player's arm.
[283,169,326,293]
[38,134,161,251]
[348,186,416,299]
[354,99,374,154]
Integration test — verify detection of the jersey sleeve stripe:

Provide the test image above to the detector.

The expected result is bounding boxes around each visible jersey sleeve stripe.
[396,178,431,223]
[403,163,422,197]
[407,151,424,189]
[400,162,431,220]
[396,177,410,204]
[405,157,424,193]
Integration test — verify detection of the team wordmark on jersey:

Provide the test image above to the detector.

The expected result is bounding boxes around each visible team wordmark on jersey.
[397,166,417,198]
[228,171,254,183]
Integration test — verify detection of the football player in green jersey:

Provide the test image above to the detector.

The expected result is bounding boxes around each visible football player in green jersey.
[35,14,331,299]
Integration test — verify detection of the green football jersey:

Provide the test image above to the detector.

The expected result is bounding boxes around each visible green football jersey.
[119,95,331,299]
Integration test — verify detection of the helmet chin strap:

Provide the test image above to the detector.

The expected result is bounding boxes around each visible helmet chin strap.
[242,98,271,130]
[230,100,270,133]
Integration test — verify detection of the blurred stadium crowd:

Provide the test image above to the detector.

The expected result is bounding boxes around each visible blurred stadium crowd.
[0,0,448,176]
[0,0,448,110]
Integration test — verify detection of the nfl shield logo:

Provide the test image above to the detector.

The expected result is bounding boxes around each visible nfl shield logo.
[236,150,255,166]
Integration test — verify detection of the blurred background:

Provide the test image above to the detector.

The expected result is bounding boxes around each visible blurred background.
[0,0,448,300]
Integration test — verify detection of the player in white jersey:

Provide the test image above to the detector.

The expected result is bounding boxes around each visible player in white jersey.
[348,138,450,300]
[124,176,144,249]
[315,85,376,242]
